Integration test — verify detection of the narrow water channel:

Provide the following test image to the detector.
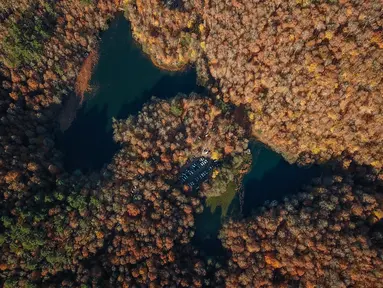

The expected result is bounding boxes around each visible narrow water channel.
[193,142,323,257]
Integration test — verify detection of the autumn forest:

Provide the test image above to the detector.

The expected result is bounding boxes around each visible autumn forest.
[0,0,382,287]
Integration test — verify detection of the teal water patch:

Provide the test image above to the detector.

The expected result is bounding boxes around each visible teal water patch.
[193,143,323,256]
[242,143,323,216]
[56,14,202,172]
[243,142,282,182]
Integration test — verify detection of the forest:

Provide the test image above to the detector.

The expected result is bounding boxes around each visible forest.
[0,0,382,287]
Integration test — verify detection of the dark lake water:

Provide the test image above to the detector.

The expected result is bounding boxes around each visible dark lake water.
[193,142,323,257]
[57,14,324,258]
[57,14,202,172]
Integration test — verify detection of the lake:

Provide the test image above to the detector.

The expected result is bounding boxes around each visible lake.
[56,14,324,257]
[56,14,203,172]
[193,142,323,257]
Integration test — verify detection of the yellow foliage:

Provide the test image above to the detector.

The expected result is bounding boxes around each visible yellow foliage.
[212,169,220,179]
[371,34,383,49]
[190,49,197,59]
[209,106,221,119]
[200,41,206,50]
[373,209,383,220]
[187,19,194,29]
[96,231,104,239]
[370,161,381,168]
[325,31,334,40]
[199,24,205,34]
[248,112,255,121]
[265,254,282,269]
[307,63,317,73]
[327,111,338,120]
[296,0,311,6]
[211,151,221,160]
[311,147,321,155]
[178,156,188,166]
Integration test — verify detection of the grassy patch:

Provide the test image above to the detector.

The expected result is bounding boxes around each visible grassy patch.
[206,181,237,218]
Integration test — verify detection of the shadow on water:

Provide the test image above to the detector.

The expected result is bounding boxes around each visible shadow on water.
[193,143,324,257]
[242,143,324,217]
[193,206,228,258]
[117,69,204,120]
[56,104,118,172]
[56,13,202,172]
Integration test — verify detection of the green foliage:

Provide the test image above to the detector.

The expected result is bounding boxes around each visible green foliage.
[8,224,45,252]
[1,216,12,228]
[90,196,101,208]
[54,191,65,201]
[170,104,183,117]
[33,213,45,223]
[24,262,37,271]
[1,3,56,67]
[41,249,68,266]
[215,98,231,114]
[80,0,94,5]
[54,219,65,235]
[0,234,6,245]
[44,194,54,203]
[25,282,37,288]
[53,63,64,76]
[4,279,18,288]
[180,33,193,48]
[68,194,87,211]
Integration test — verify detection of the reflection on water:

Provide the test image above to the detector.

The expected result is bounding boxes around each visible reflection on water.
[56,14,202,172]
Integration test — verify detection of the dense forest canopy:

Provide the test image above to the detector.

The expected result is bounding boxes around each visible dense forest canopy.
[126,0,383,168]
[0,0,382,287]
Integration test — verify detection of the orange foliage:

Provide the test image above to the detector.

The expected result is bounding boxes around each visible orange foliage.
[0,263,8,271]
[75,49,99,103]
[264,254,282,269]
[126,203,141,217]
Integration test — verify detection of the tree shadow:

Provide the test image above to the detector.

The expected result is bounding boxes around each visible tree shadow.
[243,157,326,216]
[193,205,228,257]
[116,69,204,120]
[56,104,119,172]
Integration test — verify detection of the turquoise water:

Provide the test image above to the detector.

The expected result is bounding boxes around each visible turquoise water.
[57,14,202,171]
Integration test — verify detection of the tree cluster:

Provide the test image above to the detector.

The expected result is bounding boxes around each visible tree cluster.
[204,0,383,168]
[0,93,251,287]
[0,0,118,110]
[111,94,251,197]
[0,2,382,287]
[126,0,383,168]
[125,0,204,71]
[219,165,383,287]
